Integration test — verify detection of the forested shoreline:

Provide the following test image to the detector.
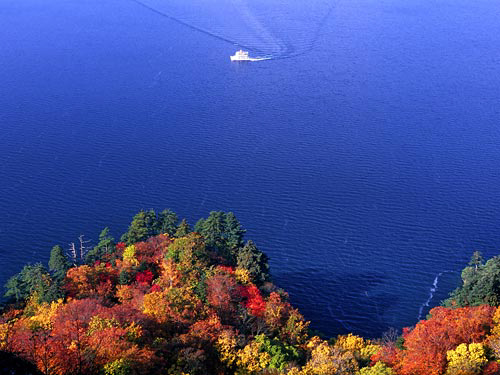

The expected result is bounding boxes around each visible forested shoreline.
[2,209,500,375]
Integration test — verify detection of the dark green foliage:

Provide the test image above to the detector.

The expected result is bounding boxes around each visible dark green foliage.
[236,240,270,284]
[255,334,300,371]
[158,209,179,236]
[169,348,208,375]
[43,279,65,303]
[137,261,151,273]
[199,211,226,251]
[121,209,159,245]
[121,209,183,244]
[4,263,53,303]
[194,272,207,303]
[224,212,246,251]
[175,218,191,238]
[444,253,500,307]
[469,250,484,270]
[195,211,246,263]
[86,227,115,264]
[4,273,23,302]
[194,218,205,234]
[119,269,132,285]
[395,336,405,350]
[166,233,209,269]
[49,245,70,281]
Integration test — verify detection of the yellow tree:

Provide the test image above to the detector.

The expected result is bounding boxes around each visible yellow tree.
[335,333,381,364]
[280,308,310,345]
[216,329,240,367]
[236,340,271,374]
[142,291,168,323]
[155,259,182,290]
[303,336,359,375]
[445,343,487,375]
[123,245,139,267]
[358,361,393,375]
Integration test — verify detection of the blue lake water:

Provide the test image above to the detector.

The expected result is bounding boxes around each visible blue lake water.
[2,0,500,337]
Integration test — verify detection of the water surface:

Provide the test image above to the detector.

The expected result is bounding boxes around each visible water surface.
[1,0,500,337]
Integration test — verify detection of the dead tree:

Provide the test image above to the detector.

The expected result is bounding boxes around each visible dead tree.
[68,242,77,266]
[68,235,92,266]
[78,234,91,262]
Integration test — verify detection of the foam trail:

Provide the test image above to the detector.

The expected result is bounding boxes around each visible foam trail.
[129,0,334,60]
[247,57,273,62]
[417,271,454,321]
[278,2,335,60]
[232,0,287,57]
[130,0,267,55]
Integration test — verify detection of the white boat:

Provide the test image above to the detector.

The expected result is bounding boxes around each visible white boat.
[230,50,256,62]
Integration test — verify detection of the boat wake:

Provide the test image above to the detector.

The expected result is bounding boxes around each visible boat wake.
[417,270,455,321]
[248,57,273,62]
[129,0,334,60]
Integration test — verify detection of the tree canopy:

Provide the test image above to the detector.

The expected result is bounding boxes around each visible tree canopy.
[445,253,500,307]
[4,209,500,375]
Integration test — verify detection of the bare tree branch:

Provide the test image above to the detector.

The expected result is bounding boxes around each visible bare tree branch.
[68,242,77,266]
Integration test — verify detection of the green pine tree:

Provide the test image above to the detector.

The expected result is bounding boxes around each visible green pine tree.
[4,274,23,302]
[236,240,270,284]
[444,255,500,307]
[49,245,70,281]
[200,211,226,254]
[469,251,484,271]
[86,227,115,264]
[175,218,191,237]
[158,209,179,236]
[224,212,246,250]
[121,209,159,245]
[194,218,205,233]
[119,269,131,285]
[5,263,53,303]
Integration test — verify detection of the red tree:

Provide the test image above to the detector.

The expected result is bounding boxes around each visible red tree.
[49,298,102,374]
[239,284,266,317]
[206,274,240,322]
[399,305,495,375]
[136,270,154,285]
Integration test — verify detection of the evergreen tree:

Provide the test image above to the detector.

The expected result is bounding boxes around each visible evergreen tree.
[224,212,246,250]
[49,245,70,281]
[86,227,115,264]
[469,251,484,271]
[119,269,132,285]
[444,255,500,307]
[199,211,226,253]
[194,218,205,233]
[4,274,23,302]
[158,209,179,236]
[121,209,159,245]
[5,263,53,303]
[175,218,191,237]
[43,279,65,302]
[236,240,270,284]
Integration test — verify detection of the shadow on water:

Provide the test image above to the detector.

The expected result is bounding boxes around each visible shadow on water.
[274,269,399,338]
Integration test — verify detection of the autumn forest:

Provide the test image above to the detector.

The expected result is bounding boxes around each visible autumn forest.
[2,210,500,375]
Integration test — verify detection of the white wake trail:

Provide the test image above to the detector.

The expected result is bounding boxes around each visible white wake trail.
[130,0,334,60]
[417,270,455,321]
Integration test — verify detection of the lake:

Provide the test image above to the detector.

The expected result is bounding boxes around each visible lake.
[1,0,500,337]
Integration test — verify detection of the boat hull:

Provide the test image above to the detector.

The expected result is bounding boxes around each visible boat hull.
[230,56,263,62]
[230,56,252,61]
